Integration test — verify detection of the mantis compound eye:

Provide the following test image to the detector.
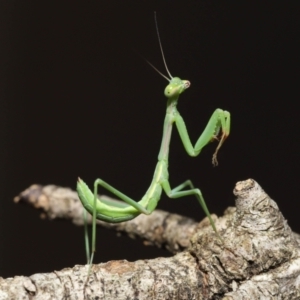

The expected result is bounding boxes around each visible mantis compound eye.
[164,84,178,98]
[184,81,191,89]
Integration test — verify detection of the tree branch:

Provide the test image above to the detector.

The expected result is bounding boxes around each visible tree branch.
[0,179,298,299]
[13,184,204,253]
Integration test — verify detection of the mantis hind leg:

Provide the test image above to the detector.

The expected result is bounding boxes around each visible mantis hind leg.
[161,179,219,237]
[87,178,153,269]
[83,209,90,264]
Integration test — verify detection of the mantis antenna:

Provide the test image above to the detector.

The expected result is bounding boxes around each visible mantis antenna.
[140,55,171,81]
[134,12,174,82]
[154,12,173,79]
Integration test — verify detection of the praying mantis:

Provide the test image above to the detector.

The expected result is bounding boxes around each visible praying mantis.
[77,18,231,267]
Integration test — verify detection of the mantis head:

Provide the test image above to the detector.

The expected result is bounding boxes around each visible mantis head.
[142,13,190,100]
[164,77,191,99]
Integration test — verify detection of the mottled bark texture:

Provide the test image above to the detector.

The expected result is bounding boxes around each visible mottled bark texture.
[13,184,199,253]
[0,179,299,299]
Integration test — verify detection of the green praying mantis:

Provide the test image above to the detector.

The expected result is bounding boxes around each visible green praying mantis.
[77,19,231,267]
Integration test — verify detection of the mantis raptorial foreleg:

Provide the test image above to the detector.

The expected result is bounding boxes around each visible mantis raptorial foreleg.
[175,108,230,165]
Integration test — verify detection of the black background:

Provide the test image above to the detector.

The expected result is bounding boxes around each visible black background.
[0,2,299,278]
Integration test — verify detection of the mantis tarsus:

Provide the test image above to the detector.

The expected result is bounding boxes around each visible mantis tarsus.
[77,19,231,267]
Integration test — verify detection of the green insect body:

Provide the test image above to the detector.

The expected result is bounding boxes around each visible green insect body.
[77,75,230,268]
[77,14,230,269]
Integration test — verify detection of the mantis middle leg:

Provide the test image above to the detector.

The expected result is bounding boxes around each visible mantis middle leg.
[161,179,219,235]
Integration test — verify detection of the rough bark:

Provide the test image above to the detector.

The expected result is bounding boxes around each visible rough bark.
[13,184,200,253]
[0,179,299,299]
